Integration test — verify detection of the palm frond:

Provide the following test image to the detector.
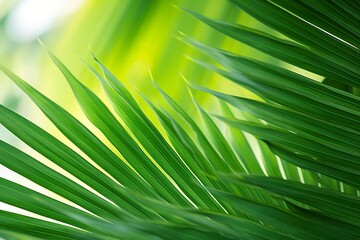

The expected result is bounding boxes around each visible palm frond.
[0,1,359,239]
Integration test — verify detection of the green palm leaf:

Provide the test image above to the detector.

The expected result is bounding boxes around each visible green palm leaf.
[1,1,359,239]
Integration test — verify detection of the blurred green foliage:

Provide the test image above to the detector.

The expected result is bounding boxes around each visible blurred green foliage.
[0,0,275,124]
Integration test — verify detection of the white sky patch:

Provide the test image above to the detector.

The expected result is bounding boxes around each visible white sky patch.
[5,0,84,42]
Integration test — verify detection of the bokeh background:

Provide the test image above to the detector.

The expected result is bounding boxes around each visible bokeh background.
[0,0,287,215]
